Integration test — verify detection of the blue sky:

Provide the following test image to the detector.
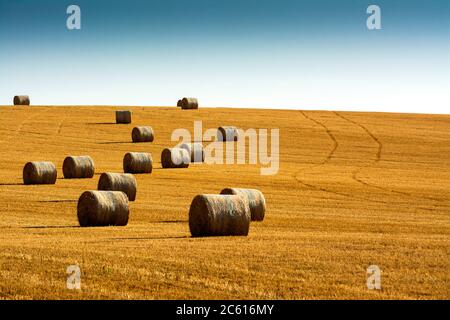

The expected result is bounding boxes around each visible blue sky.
[0,0,449,113]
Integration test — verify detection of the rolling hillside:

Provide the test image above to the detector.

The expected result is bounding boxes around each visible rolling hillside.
[0,106,449,299]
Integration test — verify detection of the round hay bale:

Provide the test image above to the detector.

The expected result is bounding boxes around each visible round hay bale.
[23,161,57,185]
[13,95,30,105]
[116,110,132,124]
[189,194,250,237]
[181,97,198,110]
[98,172,137,201]
[77,190,129,227]
[220,188,266,221]
[132,126,154,143]
[217,126,239,141]
[123,152,153,174]
[179,142,205,162]
[177,99,182,107]
[161,148,190,168]
[63,155,95,179]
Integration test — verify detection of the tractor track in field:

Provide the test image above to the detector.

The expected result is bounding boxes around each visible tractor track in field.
[293,111,391,205]
[0,110,127,153]
[13,129,134,154]
[1,122,131,154]
[293,111,450,208]
[57,116,66,135]
[16,113,37,135]
[299,111,338,165]
[0,108,51,144]
[333,111,447,204]
[332,112,382,162]
[2,110,42,142]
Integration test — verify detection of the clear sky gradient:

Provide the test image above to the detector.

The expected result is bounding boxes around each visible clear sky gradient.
[0,0,449,113]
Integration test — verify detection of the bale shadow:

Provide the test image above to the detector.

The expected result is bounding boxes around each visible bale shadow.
[22,225,80,229]
[97,141,132,145]
[58,177,96,180]
[37,199,77,203]
[152,167,190,171]
[0,183,23,186]
[86,122,116,125]
[106,235,189,241]
[159,220,188,224]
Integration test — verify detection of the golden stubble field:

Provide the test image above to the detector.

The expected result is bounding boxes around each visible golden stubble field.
[0,105,449,299]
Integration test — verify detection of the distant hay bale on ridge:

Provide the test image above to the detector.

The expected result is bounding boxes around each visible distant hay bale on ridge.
[23,161,57,185]
[189,194,250,237]
[116,110,132,124]
[217,126,239,141]
[77,190,129,227]
[177,99,182,107]
[14,95,30,106]
[220,188,266,221]
[63,155,95,179]
[180,97,198,110]
[98,172,137,201]
[132,126,154,143]
[179,142,205,163]
[123,152,153,174]
[161,148,190,168]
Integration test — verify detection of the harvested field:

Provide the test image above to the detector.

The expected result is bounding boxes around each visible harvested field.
[0,105,449,299]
